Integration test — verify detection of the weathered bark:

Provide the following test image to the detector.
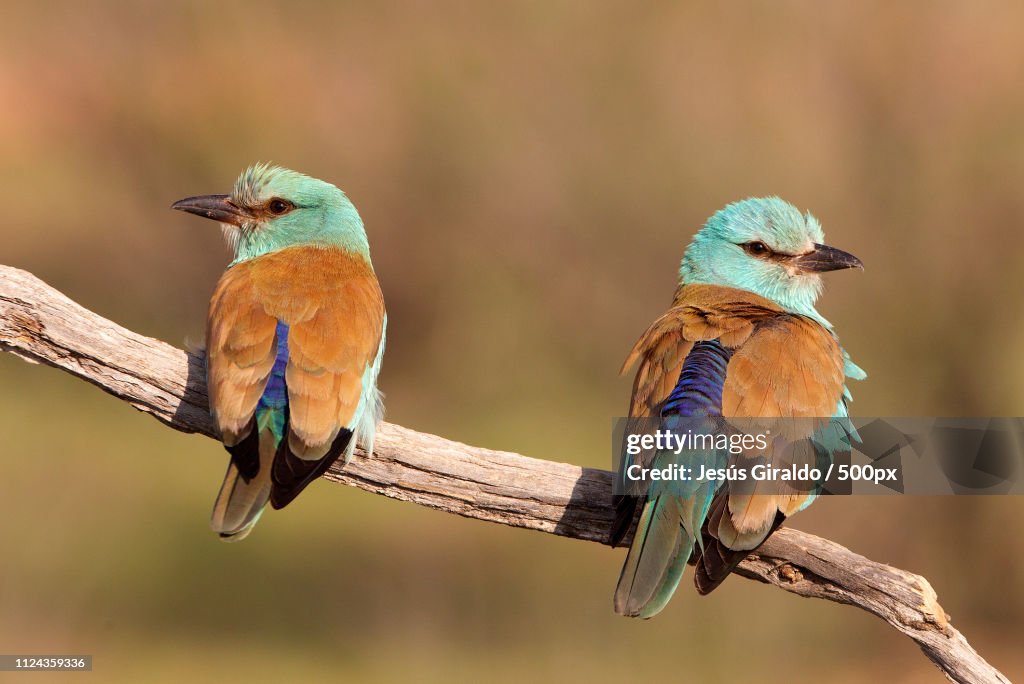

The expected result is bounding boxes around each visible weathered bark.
[0,264,1010,684]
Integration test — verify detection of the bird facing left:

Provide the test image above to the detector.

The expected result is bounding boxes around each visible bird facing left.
[172,163,386,541]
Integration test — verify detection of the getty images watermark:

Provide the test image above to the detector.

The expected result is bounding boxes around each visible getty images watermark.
[612,417,1024,496]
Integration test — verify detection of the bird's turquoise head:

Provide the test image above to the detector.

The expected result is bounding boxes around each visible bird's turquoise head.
[680,197,862,320]
[171,163,369,264]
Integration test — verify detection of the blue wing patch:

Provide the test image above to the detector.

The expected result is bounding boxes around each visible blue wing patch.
[255,321,289,445]
[662,340,733,418]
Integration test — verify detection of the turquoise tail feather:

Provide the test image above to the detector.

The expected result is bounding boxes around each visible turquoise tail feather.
[211,429,275,541]
[613,478,717,618]
[614,495,692,618]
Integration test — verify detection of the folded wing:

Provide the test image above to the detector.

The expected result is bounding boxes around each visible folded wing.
[206,246,385,537]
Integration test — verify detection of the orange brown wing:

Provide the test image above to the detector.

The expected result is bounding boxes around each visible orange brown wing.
[206,266,280,450]
[702,298,845,593]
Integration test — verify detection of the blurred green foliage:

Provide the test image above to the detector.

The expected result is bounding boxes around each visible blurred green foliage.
[1,1,1022,681]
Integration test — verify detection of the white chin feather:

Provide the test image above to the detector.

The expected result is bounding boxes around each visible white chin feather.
[220,223,241,252]
[799,273,824,302]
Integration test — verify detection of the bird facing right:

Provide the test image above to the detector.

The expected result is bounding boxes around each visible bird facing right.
[612,197,865,618]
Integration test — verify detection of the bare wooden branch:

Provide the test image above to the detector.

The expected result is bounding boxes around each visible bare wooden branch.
[0,264,1009,684]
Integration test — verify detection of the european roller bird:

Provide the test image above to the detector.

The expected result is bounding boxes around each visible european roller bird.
[611,197,864,617]
[171,164,386,541]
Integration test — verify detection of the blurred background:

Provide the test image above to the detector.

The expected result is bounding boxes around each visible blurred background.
[2,1,1022,681]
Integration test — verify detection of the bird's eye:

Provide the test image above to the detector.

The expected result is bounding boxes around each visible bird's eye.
[743,241,770,256]
[268,199,293,215]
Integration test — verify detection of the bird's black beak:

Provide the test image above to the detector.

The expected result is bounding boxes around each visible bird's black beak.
[171,194,255,226]
[792,243,863,273]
